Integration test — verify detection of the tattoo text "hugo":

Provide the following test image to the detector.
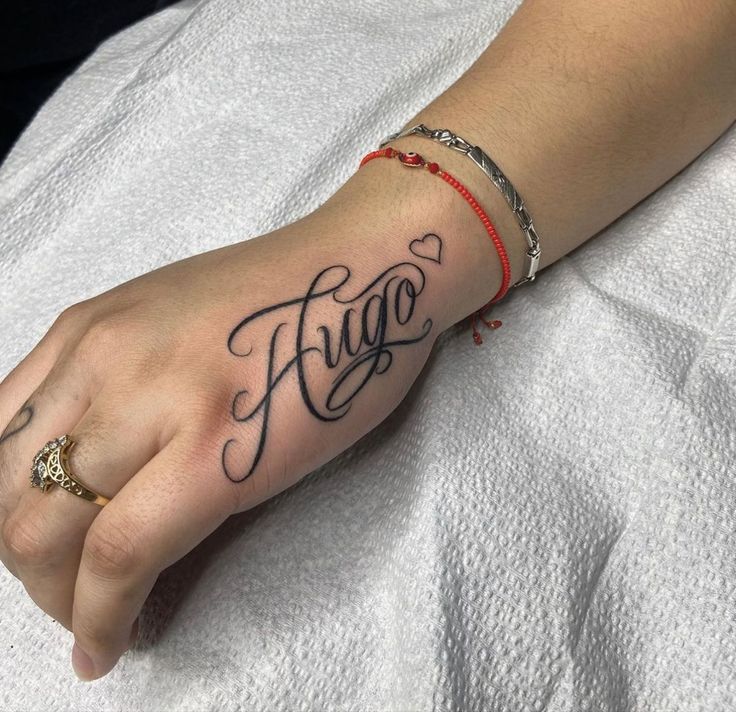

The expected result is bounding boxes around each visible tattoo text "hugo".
[221,233,443,481]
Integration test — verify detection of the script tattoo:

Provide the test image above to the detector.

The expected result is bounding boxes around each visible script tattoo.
[221,233,443,482]
[0,402,34,446]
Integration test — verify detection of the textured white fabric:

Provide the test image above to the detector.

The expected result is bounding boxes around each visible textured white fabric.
[1,0,735,709]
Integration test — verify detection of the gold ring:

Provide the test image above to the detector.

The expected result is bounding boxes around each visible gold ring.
[30,434,110,507]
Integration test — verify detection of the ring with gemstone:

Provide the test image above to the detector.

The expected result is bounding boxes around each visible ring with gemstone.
[30,435,110,507]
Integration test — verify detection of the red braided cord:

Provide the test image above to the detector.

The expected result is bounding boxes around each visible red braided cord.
[358,146,509,344]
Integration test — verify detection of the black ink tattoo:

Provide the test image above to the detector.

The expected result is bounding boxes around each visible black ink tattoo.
[409,233,442,264]
[221,234,443,482]
[0,402,34,446]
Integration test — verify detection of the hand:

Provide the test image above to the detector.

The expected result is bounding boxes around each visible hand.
[0,159,497,681]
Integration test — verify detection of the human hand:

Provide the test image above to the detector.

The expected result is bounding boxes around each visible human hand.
[0,156,504,681]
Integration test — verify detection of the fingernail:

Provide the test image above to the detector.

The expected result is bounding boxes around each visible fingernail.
[71,642,96,682]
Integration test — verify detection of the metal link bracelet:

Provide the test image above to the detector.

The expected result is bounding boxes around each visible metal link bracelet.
[379,123,541,287]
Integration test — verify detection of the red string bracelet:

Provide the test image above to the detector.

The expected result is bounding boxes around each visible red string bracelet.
[358,146,510,345]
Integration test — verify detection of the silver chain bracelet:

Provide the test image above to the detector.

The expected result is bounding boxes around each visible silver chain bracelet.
[379,123,541,287]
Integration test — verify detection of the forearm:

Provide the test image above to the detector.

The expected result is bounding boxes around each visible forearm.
[324,0,736,328]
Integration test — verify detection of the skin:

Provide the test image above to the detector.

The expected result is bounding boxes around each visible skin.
[0,0,734,682]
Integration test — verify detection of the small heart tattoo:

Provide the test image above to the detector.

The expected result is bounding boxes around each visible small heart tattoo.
[409,233,442,264]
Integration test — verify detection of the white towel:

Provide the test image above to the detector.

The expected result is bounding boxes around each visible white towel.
[1,0,735,709]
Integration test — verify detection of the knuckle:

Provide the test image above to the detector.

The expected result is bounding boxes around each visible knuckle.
[75,319,118,360]
[21,302,91,363]
[3,514,54,565]
[49,301,93,342]
[73,313,140,367]
[72,309,162,372]
[83,520,138,579]
[54,301,88,328]
[55,300,88,325]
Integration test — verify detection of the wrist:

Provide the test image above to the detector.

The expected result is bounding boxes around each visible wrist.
[314,140,527,334]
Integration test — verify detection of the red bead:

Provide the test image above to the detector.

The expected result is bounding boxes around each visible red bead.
[490,320,502,329]
[398,151,424,166]
[385,147,394,158]
[428,162,439,174]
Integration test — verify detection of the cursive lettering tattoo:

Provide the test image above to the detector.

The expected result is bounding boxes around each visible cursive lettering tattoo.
[0,402,34,446]
[221,234,443,482]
